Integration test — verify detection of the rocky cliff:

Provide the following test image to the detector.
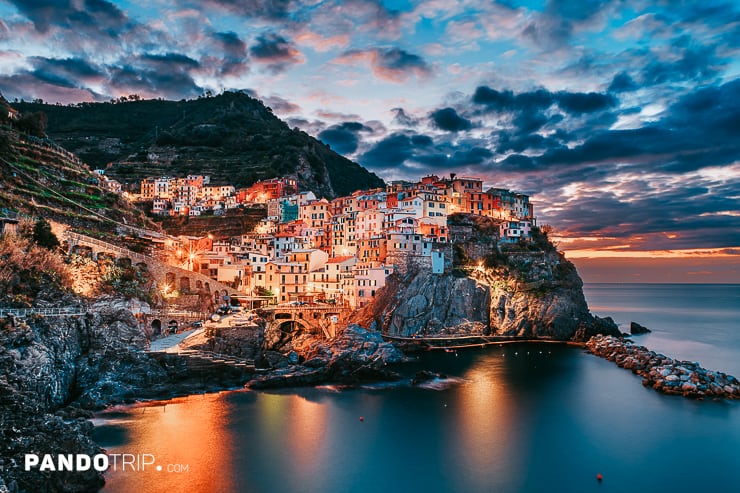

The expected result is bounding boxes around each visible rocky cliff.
[355,240,619,342]
[0,297,162,492]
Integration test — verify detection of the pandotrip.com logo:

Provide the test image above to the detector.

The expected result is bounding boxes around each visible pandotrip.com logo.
[24,453,190,473]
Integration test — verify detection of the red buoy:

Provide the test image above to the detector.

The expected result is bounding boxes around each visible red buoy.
[596,473,603,482]
[359,416,364,422]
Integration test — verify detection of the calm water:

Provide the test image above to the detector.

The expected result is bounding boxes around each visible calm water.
[96,284,740,493]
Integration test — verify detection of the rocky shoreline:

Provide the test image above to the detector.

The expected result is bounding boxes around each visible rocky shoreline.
[586,335,740,400]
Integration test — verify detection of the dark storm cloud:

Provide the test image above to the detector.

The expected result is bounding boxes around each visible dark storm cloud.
[411,134,433,147]
[551,185,740,249]
[360,133,417,169]
[213,31,247,57]
[472,85,615,115]
[142,53,200,68]
[555,92,616,114]
[108,54,203,99]
[10,0,128,33]
[318,121,374,155]
[415,147,494,169]
[209,31,249,77]
[359,130,494,172]
[640,44,722,87]
[429,107,472,132]
[338,47,431,82]
[472,86,553,111]
[607,72,638,93]
[29,57,104,88]
[376,48,429,74]
[249,33,302,72]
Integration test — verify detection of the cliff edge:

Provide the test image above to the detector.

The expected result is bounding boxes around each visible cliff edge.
[353,227,619,342]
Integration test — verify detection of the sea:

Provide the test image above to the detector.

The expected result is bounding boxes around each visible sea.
[95,283,740,493]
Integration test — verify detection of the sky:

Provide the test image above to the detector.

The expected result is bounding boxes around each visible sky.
[1,0,739,282]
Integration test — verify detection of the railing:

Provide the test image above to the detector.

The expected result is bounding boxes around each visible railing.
[150,309,203,319]
[0,307,87,318]
[66,232,151,263]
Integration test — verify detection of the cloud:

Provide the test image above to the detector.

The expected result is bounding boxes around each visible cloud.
[640,44,722,87]
[429,107,472,132]
[208,31,248,76]
[29,57,105,88]
[107,53,203,99]
[472,85,614,115]
[249,33,303,73]
[262,95,300,114]
[391,107,420,127]
[521,0,612,50]
[318,121,374,155]
[608,71,638,93]
[360,133,417,169]
[336,47,432,82]
[187,0,295,21]
[555,91,616,114]
[9,0,128,33]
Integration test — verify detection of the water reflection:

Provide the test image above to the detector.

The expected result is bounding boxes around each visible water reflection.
[99,345,740,493]
[99,393,237,493]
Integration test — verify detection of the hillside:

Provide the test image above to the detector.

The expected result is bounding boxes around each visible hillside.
[0,126,156,233]
[13,92,385,198]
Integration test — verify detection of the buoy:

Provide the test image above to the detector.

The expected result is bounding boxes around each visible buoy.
[359,416,364,422]
[596,473,603,481]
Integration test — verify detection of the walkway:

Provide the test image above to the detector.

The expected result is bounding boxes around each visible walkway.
[148,328,202,353]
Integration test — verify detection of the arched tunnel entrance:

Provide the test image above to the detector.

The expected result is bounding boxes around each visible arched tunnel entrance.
[151,319,162,336]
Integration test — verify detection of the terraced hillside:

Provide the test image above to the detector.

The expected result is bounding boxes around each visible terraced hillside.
[0,127,156,232]
[14,92,385,198]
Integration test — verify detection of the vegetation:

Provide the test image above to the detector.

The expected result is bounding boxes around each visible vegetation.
[0,234,70,306]
[99,258,151,300]
[0,127,156,232]
[14,91,385,198]
[30,218,60,250]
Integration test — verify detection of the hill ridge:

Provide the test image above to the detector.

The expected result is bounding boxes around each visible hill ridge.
[13,91,384,198]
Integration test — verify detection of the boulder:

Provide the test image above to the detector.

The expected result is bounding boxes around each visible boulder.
[630,321,652,335]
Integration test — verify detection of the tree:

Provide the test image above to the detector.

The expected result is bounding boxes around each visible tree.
[31,218,60,250]
[16,111,48,137]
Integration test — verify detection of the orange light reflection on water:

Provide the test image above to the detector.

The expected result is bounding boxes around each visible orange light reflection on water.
[287,397,330,476]
[103,393,237,493]
[451,359,527,489]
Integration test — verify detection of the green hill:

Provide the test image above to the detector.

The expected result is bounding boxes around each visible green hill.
[14,92,384,198]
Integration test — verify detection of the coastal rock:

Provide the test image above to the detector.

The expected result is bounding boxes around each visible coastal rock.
[630,321,652,335]
[586,335,740,400]
[0,296,160,491]
[353,246,621,341]
[247,325,405,389]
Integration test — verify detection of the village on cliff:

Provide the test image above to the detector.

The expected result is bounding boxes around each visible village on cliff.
[121,173,535,309]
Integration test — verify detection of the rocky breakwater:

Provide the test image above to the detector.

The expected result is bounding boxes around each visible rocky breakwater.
[248,325,406,389]
[586,335,740,399]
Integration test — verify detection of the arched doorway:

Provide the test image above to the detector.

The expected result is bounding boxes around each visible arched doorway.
[165,272,176,287]
[151,319,162,335]
[180,277,191,293]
